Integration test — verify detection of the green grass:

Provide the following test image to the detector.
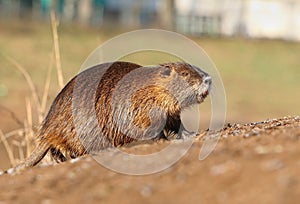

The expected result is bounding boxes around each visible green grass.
[0,20,300,170]
[197,38,300,122]
[0,21,300,133]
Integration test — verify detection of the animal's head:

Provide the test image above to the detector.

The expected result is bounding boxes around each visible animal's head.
[158,62,212,107]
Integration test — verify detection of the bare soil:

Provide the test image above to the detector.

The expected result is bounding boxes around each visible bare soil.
[0,116,300,204]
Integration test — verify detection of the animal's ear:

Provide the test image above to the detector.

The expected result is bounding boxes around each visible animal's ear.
[160,65,171,78]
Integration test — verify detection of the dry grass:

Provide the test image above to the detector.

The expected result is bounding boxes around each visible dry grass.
[50,10,64,89]
[1,17,300,170]
[0,130,15,166]
[0,11,64,168]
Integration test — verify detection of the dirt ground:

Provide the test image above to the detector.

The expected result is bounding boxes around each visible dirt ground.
[0,116,300,204]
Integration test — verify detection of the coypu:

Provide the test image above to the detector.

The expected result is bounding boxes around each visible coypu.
[14,61,212,171]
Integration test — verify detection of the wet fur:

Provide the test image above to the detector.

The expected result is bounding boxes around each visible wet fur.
[14,61,211,171]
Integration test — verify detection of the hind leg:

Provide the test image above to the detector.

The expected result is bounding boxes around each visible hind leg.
[152,131,169,141]
[50,147,67,163]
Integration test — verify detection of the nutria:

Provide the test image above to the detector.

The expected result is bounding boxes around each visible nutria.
[13,61,211,171]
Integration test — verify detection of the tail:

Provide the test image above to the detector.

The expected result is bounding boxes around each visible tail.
[12,142,51,172]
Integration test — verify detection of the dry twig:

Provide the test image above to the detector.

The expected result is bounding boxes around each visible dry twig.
[0,130,15,166]
[50,10,64,89]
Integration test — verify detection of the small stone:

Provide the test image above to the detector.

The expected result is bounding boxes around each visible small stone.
[210,161,237,176]
[222,133,228,138]
[243,133,250,138]
[85,157,92,162]
[90,184,109,199]
[39,162,54,168]
[70,157,81,164]
[81,162,91,170]
[226,123,232,128]
[140,185,152,197]
[273,145,283,153]
[6,168,15,174]
[262,159,284,171]
[41,199,52,204]
[252,127,261,135]
[210,164,227,176]
[255,145,268,154]
[68,172,77,179]
[233,130,239,136]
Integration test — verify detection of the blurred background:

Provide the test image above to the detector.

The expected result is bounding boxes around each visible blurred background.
[0,0,300,170]
[1,0,300,39]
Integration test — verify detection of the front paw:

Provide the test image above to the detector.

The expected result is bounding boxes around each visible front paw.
[177,129,197,140]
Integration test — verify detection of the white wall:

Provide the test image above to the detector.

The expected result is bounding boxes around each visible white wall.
[245,0,288,39]
[175,0,300,41]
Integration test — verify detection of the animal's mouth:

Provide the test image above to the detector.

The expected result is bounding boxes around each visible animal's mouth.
[201,90,209,98]
[197,88,210,103]
[196,75,212,103]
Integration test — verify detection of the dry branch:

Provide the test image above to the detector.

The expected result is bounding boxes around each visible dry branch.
[0,105,23,127]
[0,130,15,166]
[50,10,64,89]
[41,50,55,120]
[0,52,42,114]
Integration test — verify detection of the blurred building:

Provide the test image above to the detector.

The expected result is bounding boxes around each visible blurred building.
[0,0,300,41]
[242,0,300,41]
[175,0,300,41]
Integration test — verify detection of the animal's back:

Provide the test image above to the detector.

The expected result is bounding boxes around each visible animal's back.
[14,61,142,170]
[40,61,143,157]
[12,61,211,171]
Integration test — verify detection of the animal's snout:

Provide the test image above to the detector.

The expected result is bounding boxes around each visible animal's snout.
[203,75,212,86]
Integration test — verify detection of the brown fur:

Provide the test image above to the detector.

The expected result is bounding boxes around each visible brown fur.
[14,61,211,171]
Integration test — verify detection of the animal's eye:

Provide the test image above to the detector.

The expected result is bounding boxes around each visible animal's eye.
[160,66,171,78]
[180,71,190,77]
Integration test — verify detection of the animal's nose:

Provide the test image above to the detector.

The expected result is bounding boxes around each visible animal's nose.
[203,76,212,85]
